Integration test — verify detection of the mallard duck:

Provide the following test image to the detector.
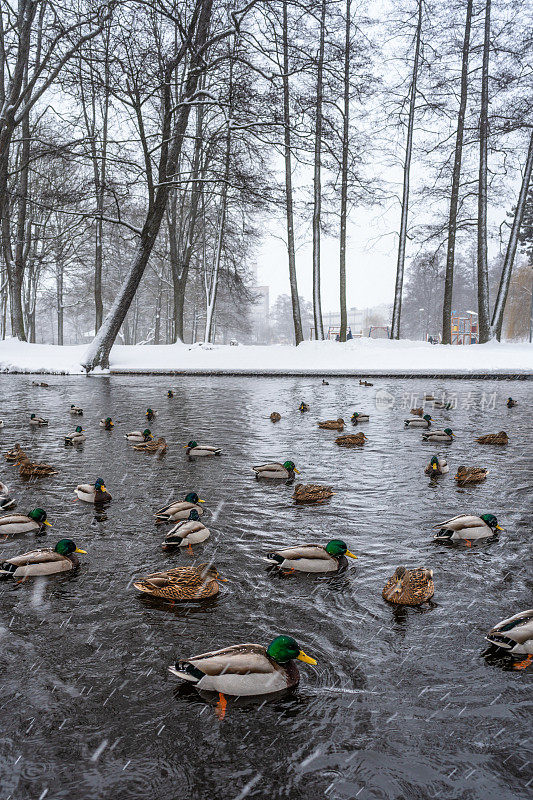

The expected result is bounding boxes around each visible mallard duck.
[252,461,300,480]
[69,405,83,416]
[455,466,488,484]
[410,407,423,416]
[335,432,367,446]
[475,431,508,445]
[424,455,449,475]
[155,492,205,522]
[32,381,48,387]
[506,398,517,408]
[185,441,222,456]
[0,508,51,536]
[65,426,85,445]
[29,414,48,426]
[351,412,369,423]
[382,566,434,605]
[0,482,16,511]
[422,428,454,443]
[433,513,502,542]
[292,484,334,504]
[75,478,111,503]
[359,380,373,386]
[17,457,57,478]
[322,379,329,385]
[424,394,434,401]
[0,419,4,428]
[0,539,86,579]
[162,509,210,549]
[145,408,157,421]
[270,412,281,423]
[169,635,317,696]
[100,417,114,429]
[134,564,221,601]
[125,429,152,443]
[4,444,26,462]
[133,436,167,453]
[405,414,432,429]
[318,418,344,431]
[167,390,174,398]
[299,402,309,412]
[485,610,533,664]
[432,399,452,409]
[266,540,357,573]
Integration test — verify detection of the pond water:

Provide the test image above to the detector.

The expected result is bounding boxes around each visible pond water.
[0,374,531,800]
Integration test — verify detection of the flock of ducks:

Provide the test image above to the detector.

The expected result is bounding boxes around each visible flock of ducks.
[0,386,530,708]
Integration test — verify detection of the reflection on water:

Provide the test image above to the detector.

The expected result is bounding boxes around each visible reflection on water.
[0,374,531,799]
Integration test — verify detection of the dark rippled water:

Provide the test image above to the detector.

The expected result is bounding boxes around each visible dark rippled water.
[0,374,531,800]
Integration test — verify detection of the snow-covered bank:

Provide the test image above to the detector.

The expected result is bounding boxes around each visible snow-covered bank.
[0,337,531,377]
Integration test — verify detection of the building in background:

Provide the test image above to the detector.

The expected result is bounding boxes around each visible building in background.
[251,285,270,343]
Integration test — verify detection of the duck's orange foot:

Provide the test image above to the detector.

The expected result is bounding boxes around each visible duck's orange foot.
[464,540,472,547]
[282,568,296,575]
[513,654,533,670]
[187,543,194,555]
[215,692,227,720]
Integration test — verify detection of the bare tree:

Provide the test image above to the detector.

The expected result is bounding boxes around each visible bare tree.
[476,0,491,342]
[311,0,326,340]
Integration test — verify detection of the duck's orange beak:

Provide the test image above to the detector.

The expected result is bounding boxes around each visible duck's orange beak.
[297,650,317,665]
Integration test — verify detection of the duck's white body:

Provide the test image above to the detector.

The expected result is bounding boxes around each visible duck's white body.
[163,519,210,547]
[75,484,110,503]
[425,456,449,475]
[485,610,533,655]
[29,416,48,426]
[155,501,204,522]
[186,444,221,457]
[423,430,453,442]
[405,418,431,428]
[65,431,86,445]
[69,407,83,415]
[0,513,42,535]
[125,431,151,443]
[0,548,77,578]
[0,483,15,511]
[266,544,341,573]
[252,463,293,479]
[433,514,496,541]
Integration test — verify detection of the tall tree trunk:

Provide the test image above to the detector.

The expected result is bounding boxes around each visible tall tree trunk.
[491,129,533,339]
[477,0,491,342]
[339,0,351,343]
[282,0,303,345]
[205,122,231,342]
[312,0,326,340]
[154,272,163,344]
[56,252,64,346]
[82,0,214,371]
[12,99,31,340]
[441,0,473,344]
[390,0,422,340]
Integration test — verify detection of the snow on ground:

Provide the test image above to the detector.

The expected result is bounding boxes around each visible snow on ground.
[0,336,531,376]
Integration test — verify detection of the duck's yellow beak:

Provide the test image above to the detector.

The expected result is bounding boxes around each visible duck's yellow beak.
[101,486,107,492]
[297,650,317,665]
[432,463,437,470]
[43,520,52,526]
[496,525,504,531]
[294,468,301,474]
[75,548,87,554]
[346,551,358,559]
[198,499,205,503]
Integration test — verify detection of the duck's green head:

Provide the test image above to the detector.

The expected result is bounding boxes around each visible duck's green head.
[443,428,454,436]
[94,478,106,492]
[71,404,75,408]
[55,538,87,555]
[480,513,503,531]
[30,414,36,419]
[188,509,201,521]
[430,456,439,470]
[325,539,357,559]
[352,412,359,419]
[186,440,198,449]
[167,390,173,397]
[143,429,152,439]
[423,414,432,422]
[105,417,113,426]
[283,460,300,474]
[75,426,83,433]
[146,408,153,415]
[185,492,204,504]
[28,508,51,526]
[266,635,317,665]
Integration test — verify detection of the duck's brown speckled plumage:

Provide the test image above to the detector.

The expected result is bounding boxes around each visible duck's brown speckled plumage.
[292,484,334,504]
[335,432,367,447]
[270,412,281,423]
[455,466,488,484]
[318,418,344,431]
[475,431,508,445]
[382,567,434,605]
[133,565,220,601]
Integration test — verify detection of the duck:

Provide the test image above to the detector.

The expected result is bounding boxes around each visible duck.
[405,414,432,429]
[410,407,424,416]
[185,441,222,456]
[318,418,344,431]
[433,513,502,542]
[454,466,488,484]
[506,398,517,408]
[125,429,152,443]
[270,412,281,423]
[422,428,454,443]
[75,478,111,503]
[162,509,210,549]
[0,419,3,428]
[299,402,309,412]
[475,431,508,445]
[31,381,48,387]
[359,380,373,386]
[252,461,300,480]
[266,540,357,573]
[100,417,114,430]
[155,492,205,522]
[29,414,48,426]
[424,394,434,401]
[145,408,157,421]
[133,564,221,601]
[69,405,83,416]
[133,436,167,453]
[424,455,449,475]
[167,390,174,398]
[432,399,453,410]
[65,425,85,445]
[0,483,16,511]
[335,432,367,446]
[382,566,434,605]
[292,484,334,504]
[168,635,317,696]
[0,508,51,536]
[0,539,86,579]
[485,610,533,666]
[351,412,369,423]
[17,457,57,478]
[5,444,26,462]
[322,379,329,385]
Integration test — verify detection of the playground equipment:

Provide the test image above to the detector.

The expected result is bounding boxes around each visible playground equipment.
[369,326,390,339]
[451,311,478,345]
